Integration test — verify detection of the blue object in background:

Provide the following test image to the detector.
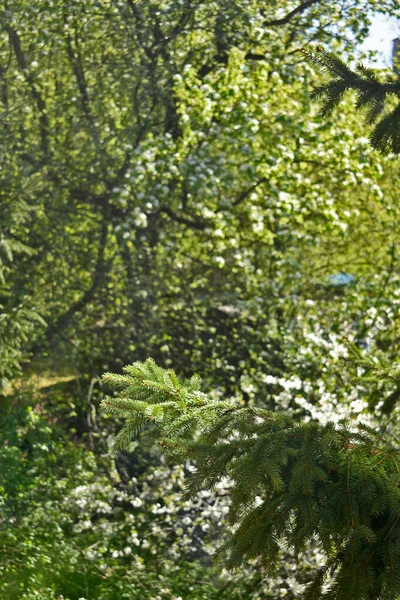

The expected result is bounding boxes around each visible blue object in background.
[327,273,355,286]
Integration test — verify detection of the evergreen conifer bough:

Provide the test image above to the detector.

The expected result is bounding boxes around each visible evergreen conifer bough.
[304,47,400,154]
[102,359,400,600]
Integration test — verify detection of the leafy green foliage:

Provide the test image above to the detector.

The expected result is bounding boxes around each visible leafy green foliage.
[1,0,398,388]
[0,391,241,600]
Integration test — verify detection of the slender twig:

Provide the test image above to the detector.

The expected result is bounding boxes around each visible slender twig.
[264,0,320,27]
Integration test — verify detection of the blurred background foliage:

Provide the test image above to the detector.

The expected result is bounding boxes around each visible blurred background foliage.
[1,0,400,598]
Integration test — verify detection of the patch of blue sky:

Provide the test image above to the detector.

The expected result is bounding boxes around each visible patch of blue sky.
[360,13,399,67]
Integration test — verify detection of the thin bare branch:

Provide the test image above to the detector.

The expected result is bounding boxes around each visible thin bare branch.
[264,0,320,27]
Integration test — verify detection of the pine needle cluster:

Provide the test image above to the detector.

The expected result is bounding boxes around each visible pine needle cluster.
[102,359,400,600]
[342,340,400,416]
[303,47,400,154]
[0,197,44,390]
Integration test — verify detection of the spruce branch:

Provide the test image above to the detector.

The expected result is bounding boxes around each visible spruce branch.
[341,339,400,415]
[102,359,400,599]
[303,47,400,155]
